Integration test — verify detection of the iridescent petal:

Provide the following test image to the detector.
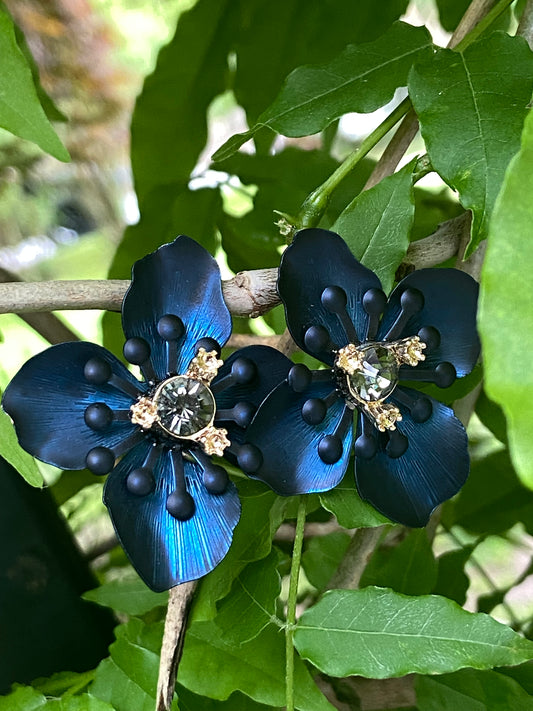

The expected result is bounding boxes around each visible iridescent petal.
[122,236,232,381]
[377,268,480,377]
[103,441,241,591]
[354,387,469,527]
[2,342,144,470]
[278,229,382,365]
[244,377,353,494]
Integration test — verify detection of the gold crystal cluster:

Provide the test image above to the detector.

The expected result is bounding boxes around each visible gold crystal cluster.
[363,401,402,432]
[198,426,231,456]
[335,344,364,375]
[388,336,426,367]
[130,396,158,429]
[186,348,224,384]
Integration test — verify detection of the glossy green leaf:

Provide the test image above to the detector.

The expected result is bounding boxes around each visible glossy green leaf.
[320,471,391,529]
[214,22,432,160]
[302,531,351,591]
[409,33,533,254]
[0,8,69,161]
[46,696,114,711]
[294,587,533,678]
[478,105,533,490]
[179,622,335,711]
[360,530,437,596]
[0,687,114,711]
[0,408,42,487]
[83,577,168,616]
[333,159,416,293]
[178,686,280,711]
[476,390,508,445]
[0,686,46,711]
[433,547,472,606]
[415,668,533,711]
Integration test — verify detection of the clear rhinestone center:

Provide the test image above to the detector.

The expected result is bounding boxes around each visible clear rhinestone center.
[347,344,398,402]
[153,375,215,438]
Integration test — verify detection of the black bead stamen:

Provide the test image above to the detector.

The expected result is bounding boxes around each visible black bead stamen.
[236,443,263,474]
[86,429,144,476]
[158,315,185,376]
[304,325,337,356]
[126,443,159,496]
[393,389,433,423]
[363,288,387,341]
[190,448,229,495]
[216,401,256,428]
[354,412,378,459]
[211,357,257,395]
[84,357,141,400]
[400,361,456,388]
[317,405,352,464]
[384,288,425,341]
[417,326,441,354]
[288,364,311,392]
[321,286,358,344]
[167,448,195,521]
[195,337,221,356]
[84,402,114,431]
[123,337,157,383]
[386,429,408,459]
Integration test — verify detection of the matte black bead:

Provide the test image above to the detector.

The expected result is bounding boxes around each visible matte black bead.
[363,288,387,315]
[237,443,263,474]
[126,467,155,496]
[123,337,151,365]
[318,435,343,464]
[195,337,221,356]
[301,398,327,425]
[166,490,195,520]
[418,326,440,353]
[354,433,377,459]
[288,364,311,392]
[304,325,330,353]
[84,402,113,430]
[435,362,456,388]
[411,397,432,423]
[231,357,257,385]
[321,286,347,313]
[386,431,408,459]
[84,357,112,385]
[86,446,115,475]
[233,401,256,428]
[203,464,229,495]
[157,314,185,341]
[400,287,424,313]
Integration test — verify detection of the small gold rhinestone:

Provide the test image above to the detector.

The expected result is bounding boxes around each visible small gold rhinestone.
[363,401,402,432]
[198,425,230,456]
[186,348,224,384]
[388,336,426,367]
[130,396,159,429]
[335,344,364,375]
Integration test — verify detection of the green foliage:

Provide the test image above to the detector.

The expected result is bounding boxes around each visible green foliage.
[82,577,169,616]
[0,408,42,487]
[319,470,391,528]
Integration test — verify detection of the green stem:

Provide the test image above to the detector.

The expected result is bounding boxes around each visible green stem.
[454,0,515,51]
[285,496,307,711]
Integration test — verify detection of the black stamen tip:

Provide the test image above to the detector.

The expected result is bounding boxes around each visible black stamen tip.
[288,364,311,392]
[126,467,155,496]
[386,431,408,459]
[231,357,257,385]
[84,402,113,430]
[321,286,347,313]
[157,314,185,341]
[232,401,256,428]
[301,398,327,425]
[123,337,151,365]
[411,397,432,423]
[237,443,263,474]
[195,337,221,356]
[166,490,195,520]
[363,288,387,315]
[304,325,330,354]
[86,446,115,475]
[435,362,456,388]
[203,464,229,495]
[354,433,377,459]
[400,287,425,314]
[418,326,440,353]
[84,358,112,385]
[318,434,343,464]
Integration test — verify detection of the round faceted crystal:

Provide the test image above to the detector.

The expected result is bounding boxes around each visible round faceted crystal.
[154,376,215,438]
[347,344,398,402]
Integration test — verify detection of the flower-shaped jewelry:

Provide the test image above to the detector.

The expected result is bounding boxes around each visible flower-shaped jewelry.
[240,229,480,527]
[3,236,291,591]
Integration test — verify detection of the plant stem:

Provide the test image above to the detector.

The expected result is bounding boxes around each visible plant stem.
[453,0,515,51]
[285,496,307,711]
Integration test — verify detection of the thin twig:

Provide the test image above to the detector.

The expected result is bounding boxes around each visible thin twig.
[517,0,533,48]
[326,526,386,590]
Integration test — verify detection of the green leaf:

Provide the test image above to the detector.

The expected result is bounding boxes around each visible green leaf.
[0,408,42,487]
[178,686,281,711]
[415,668,533,711]
[435,0,471,32]
[83,577,169,616]
[360,530,437,596]
[214,549,281,645]
[409,33,533,254]
[0,687,113,711]
[0,686,46,711]
[215,22,432,159]
[179,622,335,711]
[320,471,391,529]
[294,587,533,679]
[476,390,508,445]
[499,660,533,695]
[332,159,416,293]
[478,104,533,490]
[45,696,114,711]
[0,8,69,161]
[433,547,472,606]
[302,531,351,591]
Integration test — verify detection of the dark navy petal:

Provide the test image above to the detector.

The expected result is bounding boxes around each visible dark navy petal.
[103,442,241,591]
[377,268,480,377]
[278,229,382,366]
[214,345,293,449]
[2,342,145,470]
[354,387,469,527]
[122,235,232,381]
[244,377,353,495]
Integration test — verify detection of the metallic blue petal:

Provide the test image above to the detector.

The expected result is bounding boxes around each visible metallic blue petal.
[245,377,353,495]
[278,229,382,365]
[2,342,144,470]
[354,387,469,527]
[103,442,241,591]
[122,235,232,381]
[377,268,480,377]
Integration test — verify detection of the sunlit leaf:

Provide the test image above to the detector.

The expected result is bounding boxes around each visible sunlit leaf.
[0,408,42,487]
[320,471,391,529]
[83,577,168,616]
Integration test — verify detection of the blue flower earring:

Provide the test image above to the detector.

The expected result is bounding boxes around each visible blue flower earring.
[3,236,291,591]
[241,228,480,528]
